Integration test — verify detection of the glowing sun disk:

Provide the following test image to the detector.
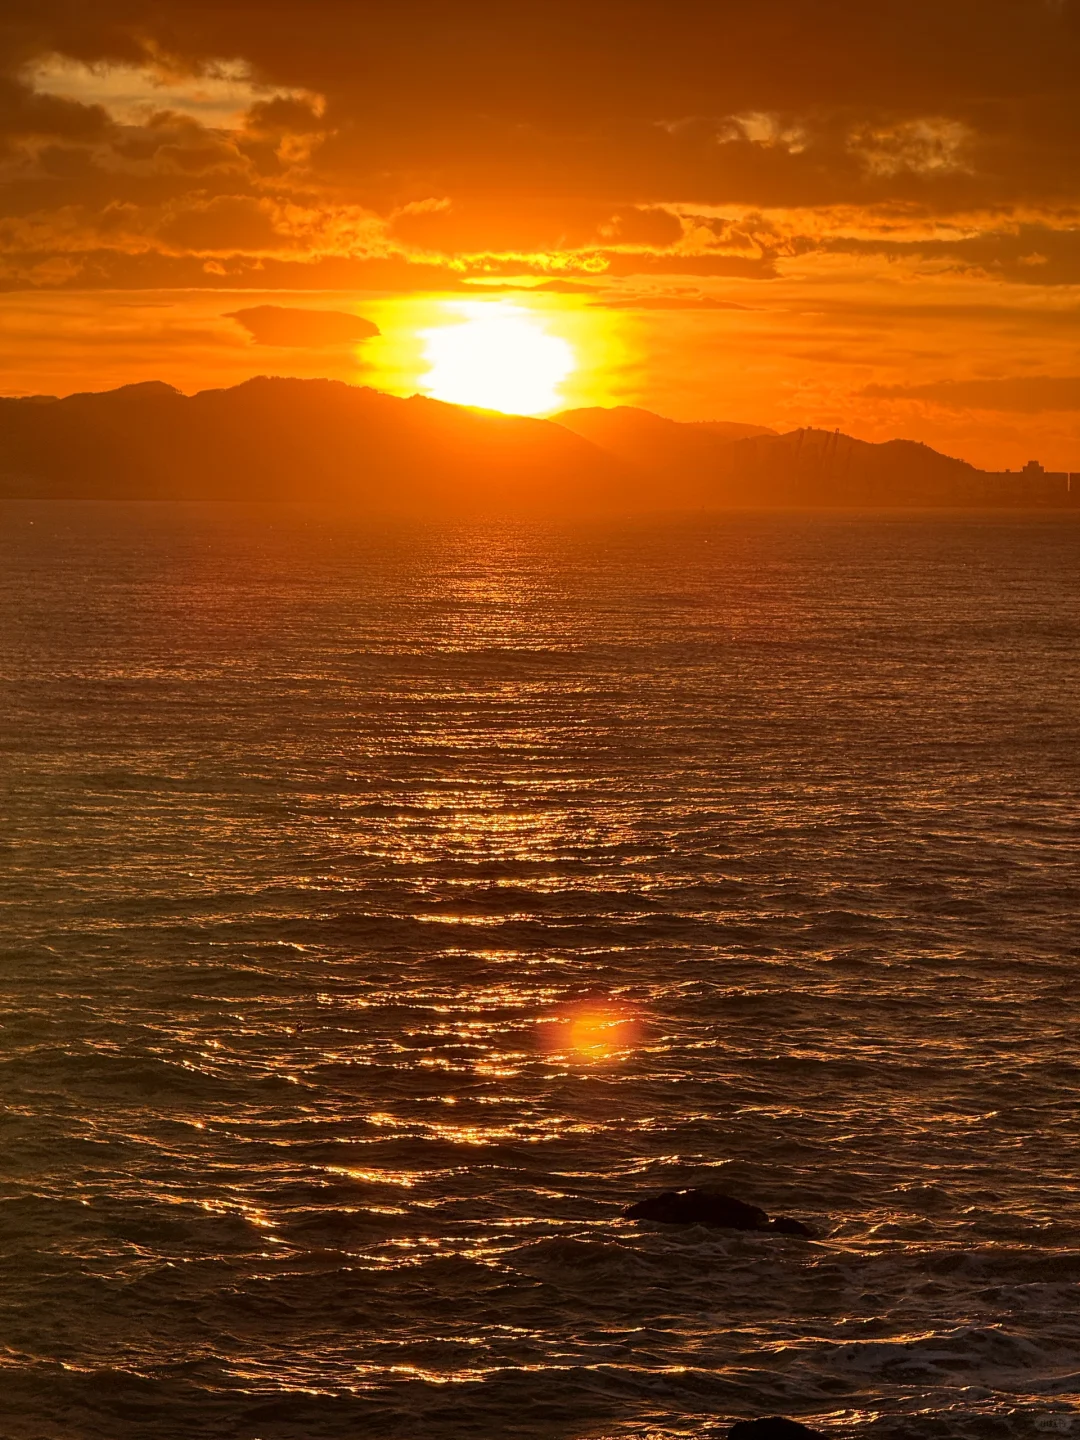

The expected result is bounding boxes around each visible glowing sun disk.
[420,304,576,415]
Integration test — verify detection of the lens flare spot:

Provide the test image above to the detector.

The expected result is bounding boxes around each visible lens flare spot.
[542,1001,642,1060]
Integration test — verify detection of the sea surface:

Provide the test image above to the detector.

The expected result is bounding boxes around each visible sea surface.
[1,504,1079,1440]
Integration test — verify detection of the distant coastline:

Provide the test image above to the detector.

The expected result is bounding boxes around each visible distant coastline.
[1,377,1076,512]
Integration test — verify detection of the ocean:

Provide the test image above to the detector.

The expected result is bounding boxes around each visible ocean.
[1,504,1078,1440]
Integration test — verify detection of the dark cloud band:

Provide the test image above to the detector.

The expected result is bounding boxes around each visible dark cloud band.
[226,305,380,347]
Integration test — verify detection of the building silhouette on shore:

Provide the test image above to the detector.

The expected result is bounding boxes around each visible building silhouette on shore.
[981,460,1076,506]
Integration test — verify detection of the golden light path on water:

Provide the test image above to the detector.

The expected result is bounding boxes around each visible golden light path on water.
[2,510,1079,1439]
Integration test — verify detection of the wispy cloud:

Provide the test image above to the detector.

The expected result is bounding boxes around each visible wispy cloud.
[862,375,1080,412]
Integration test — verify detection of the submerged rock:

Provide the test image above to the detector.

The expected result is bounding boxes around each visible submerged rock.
[768,1213,816,1237]
[622,1187,815,1237]
[725,1419,827,1439]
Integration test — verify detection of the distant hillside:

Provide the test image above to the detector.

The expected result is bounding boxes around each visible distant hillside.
[0,381,1072,510]
[557,406,987,506]
[0,379,631,513]
[557,405,775,476]
[718,426,985,506]
[559,407,1078,507]
[692,419,779,441]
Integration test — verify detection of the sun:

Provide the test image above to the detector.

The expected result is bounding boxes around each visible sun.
[419,303,577,415]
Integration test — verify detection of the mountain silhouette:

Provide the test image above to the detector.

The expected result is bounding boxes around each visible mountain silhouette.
[558,405,991,506]
[558,405,775,472]
[0,378,629,513]
[0,379,1071,510]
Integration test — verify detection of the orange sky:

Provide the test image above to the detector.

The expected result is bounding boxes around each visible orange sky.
[1,2,1080,469]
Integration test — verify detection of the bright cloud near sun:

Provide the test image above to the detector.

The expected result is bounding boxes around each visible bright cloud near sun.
[24,54,316,128]
[419,303,577,415]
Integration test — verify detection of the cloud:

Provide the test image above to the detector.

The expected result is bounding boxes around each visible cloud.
[848,118,974,177]
[22,54,318,129]
[0,73,111,147]
[718,112,808,154]
[602,252,778,278]
[390,199,683,255]
[600,207,684,247]
[813,222,1080,285]
[157,195,286,252]
[861,375,1080,412]
[464,278,754,308]
[461,278,607,295]
[0,2,1070,304]
[595,293,751,310]
[524,279,608,294]
[226,304,380,346]
[0,246,474,292]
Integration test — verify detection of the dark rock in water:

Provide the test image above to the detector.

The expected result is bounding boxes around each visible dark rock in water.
[624,1189,767,1229]
[622,1187,815,1237]
[768,1213,816,1237]
[725,1419,827,1439]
